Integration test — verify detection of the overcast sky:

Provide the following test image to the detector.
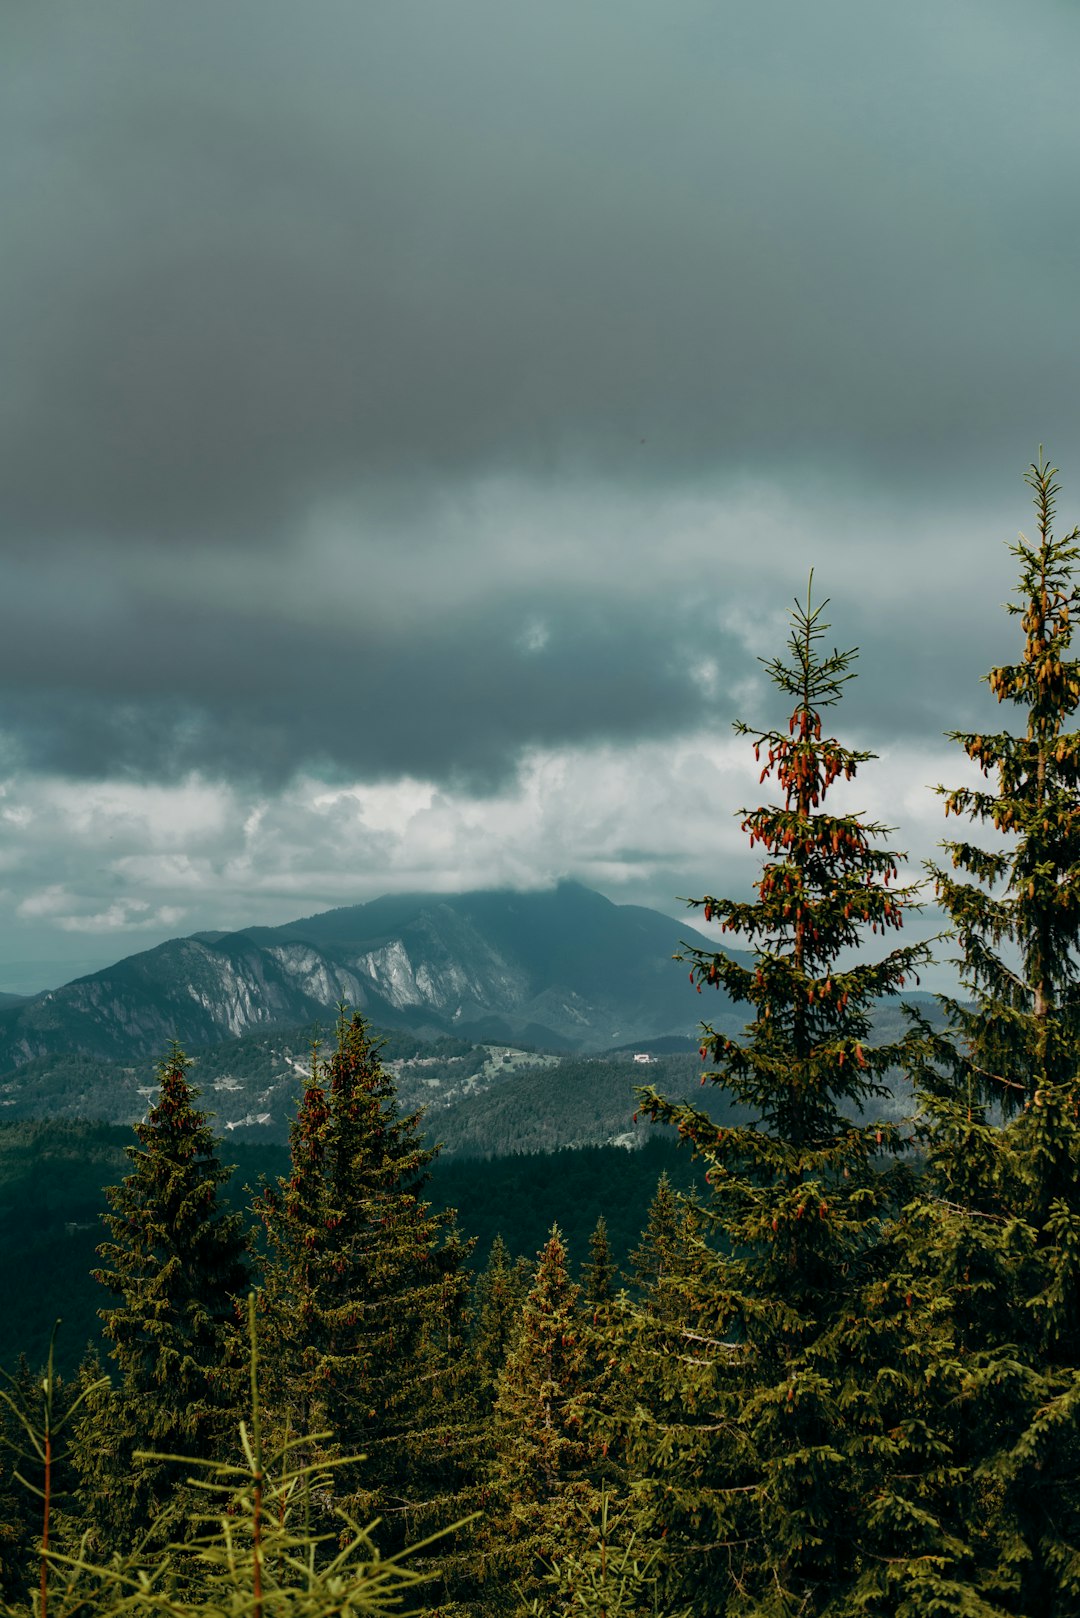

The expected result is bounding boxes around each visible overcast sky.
[2,0,1078,992]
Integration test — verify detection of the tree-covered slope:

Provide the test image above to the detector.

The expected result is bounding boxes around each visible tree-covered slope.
[0,1120,698,1373]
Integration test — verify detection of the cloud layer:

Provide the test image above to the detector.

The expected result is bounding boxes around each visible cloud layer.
[0,728,978,992]
[1,2,1074,980]
[7,1,1079,540]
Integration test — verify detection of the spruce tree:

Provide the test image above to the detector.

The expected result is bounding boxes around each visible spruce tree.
[472,1235,531,1411]
[257,1010,476,1561]
[932,453,1080,1122]
[73,1044,249,1550]
[485,1227,604,1612]
[904,456,1080,1614]
[38,1296,456,1618]
[632,581,932,1616]
[626,1173,679,1293]
[578,1216,636,1539]
[625,1172,702,1324]
[582,1216,615,1310]
[527,1490,681,1618]
[0,1326,111,1617]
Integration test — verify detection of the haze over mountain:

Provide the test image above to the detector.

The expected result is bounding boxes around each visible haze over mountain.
[0,882,741,1075]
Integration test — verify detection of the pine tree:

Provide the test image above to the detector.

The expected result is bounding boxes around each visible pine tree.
[904,456,1080,1614]
[257,1010,476,1564]
[626,1174,679,1293]
[527,1490,681,1618]
[485,1227,604,1612]
[632,580,933,1616]
[578,1216,637,1539]
[625,1173,701,1324]
[38,1296,458,1618]
[72,1044,249,1551]
[472,1235,532,1410]
[0,1325,110,1616]
[932,453,1080,1123]
[255,1039,330,1435]
[581,1216,615,1309]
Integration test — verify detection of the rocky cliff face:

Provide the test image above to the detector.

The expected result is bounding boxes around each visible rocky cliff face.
[348,904,525,1017]
[0,882,738,1073]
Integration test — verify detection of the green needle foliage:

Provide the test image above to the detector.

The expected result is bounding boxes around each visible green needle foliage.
[633,579,933,1616]
[0,1324,108,1617]
[25,1295,463,1618]
[0,1360,45,1602]
[581,1218,615,1312]
[471,1237,532,1412]
[624,1174,699,1320]
[904,456,1080,1615]
[931,451,1080,1120]
[527,1491,682,1618]
[73,1045,249,1552]
[256,1011,477,1564]
[485,1229,604,1613]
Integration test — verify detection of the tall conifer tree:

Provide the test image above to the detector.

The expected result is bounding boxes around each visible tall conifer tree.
[905,456,1080,1614]
[929,453,1080,1141]
[74,1044,248,1549]
[625,1172,699,1321]
[582,1216,616,1310]
[485,1227,604,1612]
[472,1235,531,1410]
[633,581,932,1616]
[257,1010,476,1560]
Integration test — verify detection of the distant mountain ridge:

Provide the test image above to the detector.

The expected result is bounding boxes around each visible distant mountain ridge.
[0,882,741,1074]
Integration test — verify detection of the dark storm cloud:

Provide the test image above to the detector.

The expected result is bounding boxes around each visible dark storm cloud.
[5,0,1080,549]
[0,582,745,786]
[0,517,1015,789]
[2,1,1077,786]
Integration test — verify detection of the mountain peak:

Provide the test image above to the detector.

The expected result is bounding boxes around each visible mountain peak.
[0,882,735,1076]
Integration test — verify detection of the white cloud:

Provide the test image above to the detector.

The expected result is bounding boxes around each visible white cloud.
[57,900,186,935]
[686,657,720,700]
[0,725,997,991]
[40,777,230,847]
[517,616,551,655]
[17,883,72,919]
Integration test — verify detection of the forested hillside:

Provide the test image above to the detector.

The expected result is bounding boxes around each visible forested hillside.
[0,1025,493,1132]
[0,1010,932,1155]
[0,1120,698,1372]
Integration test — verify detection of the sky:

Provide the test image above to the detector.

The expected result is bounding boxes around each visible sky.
[2,1,1079,993]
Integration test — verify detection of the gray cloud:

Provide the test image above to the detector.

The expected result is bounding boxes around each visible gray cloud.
[4,1,1080,557]
[0,464,1020,788]
[0,727,967,994]
[0,581,740,786]
[0,1,1074,986]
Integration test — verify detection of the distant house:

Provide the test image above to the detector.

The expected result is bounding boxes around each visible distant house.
[632,1052,654,1064]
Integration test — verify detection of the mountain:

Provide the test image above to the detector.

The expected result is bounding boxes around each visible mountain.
[0,882,742,1076]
